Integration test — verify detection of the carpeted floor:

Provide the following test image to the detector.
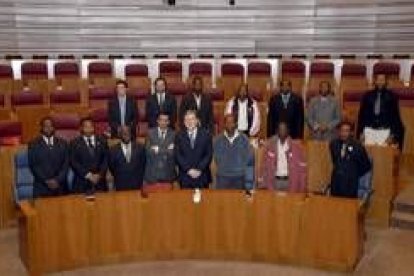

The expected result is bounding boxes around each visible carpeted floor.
[0,226,413,276]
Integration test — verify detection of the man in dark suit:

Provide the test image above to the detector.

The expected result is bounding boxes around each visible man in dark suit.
[267,79,304,139]
[175,110,212,189]
[357,74,405,148]
[146,77,177,129]
[330,121,371,198]
[144,112,176,189]
[108,79,138,138]
[28,117,69,198]
[70,117,109,194]
[108,125,146,191]
[179,76,214,133]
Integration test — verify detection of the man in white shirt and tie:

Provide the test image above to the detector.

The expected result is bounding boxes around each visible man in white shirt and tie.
[175,110,213,189]
[109,125,146,191]
[70,118,109,194]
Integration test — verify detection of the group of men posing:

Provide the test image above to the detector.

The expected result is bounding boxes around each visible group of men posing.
[28,73,404,199]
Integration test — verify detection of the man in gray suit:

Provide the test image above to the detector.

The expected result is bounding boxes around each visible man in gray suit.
[307,81,341,141]
[144,111,176,192]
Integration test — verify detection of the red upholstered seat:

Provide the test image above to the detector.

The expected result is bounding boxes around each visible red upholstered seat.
[281,61,305,77]
[0,120,22,146]
[249,88,263,102]
[90,108,109,135]
[342,90,367,103]
[393,88,414,106]
[137,122,148,138]
[168,82,188,96]
[54,62,80,78]
[89,87,115,100]
[342,64,367,77]
[88,62,112,76]
[125,64,148,77]
[248,62,271,76]
[189,62,212,76]
[221,63,244,77]
[51,113,81,141]
[0,64,13,78]
[310,62,334,77]
[0,94,4,107]
[208,88,224,101]
[11,91,44,106]
[159,61,182,76]
[50,90,81,104]
[129,88,150,100]
[373,62,400,77]
[21,62,48,79]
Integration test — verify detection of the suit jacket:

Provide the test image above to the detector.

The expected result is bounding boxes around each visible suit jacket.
[175,128,212,189]
[28,136,69,198]
[357,89,404,148]
[109,142,146,191]
[330,138,371,198]
[146,92,177,129]
[69,135,108,193]
[258,136,307,192]
[179,93,214,133]
[144,127,176,183]
[108,95,138,138]
[267,93,304,139]
[307,95,341,141]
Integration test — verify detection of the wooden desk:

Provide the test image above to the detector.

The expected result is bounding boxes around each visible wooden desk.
[19,191,363,275]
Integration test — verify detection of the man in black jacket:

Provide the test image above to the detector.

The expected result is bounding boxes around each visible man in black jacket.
[70,117,109,194]
[146,77,177,128]
[108,79,138,138]
[267,79,304,139]
[179,76,214,133]
[28,117,69,198]
[330,121,371,198]
[108,125,146,191]
[357,74,404,148]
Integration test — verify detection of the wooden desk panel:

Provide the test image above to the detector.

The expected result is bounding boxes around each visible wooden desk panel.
[19,191,363,275]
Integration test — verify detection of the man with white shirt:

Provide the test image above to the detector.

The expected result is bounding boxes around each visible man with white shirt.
[225,83,260,137]
[28,117,69,198]
[175,110,212,189]
[108,125,146,191]
[213,114,253,189]
[179,76,214,133]
[258,122,307,192]
[144,112,176,191]
[70,117,109,194]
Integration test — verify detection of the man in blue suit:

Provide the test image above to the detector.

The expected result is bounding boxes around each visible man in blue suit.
[175,110,212,189]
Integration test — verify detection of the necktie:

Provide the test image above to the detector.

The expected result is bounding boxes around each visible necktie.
[120,98,126,125]
[282,94,289,108]
[124,144,131,163]
[161,130,166,140]
[87,137,95,155]
[340,143,346,158]
[47,137,53,148]
[190,131,196,148]
[374,92,381,115]
[158,93,164,107]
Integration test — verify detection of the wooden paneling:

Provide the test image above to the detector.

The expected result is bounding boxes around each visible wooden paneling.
[18,190,363,274]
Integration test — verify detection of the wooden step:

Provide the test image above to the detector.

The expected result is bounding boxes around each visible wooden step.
[390,211,414,231]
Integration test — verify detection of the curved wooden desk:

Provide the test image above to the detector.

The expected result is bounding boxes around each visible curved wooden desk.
[18,190,363,275]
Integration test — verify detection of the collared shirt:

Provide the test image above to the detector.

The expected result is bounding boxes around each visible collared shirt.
[157,92,165,106]
[158,127,167,140]
[118,95,127,125]
[237,99,249,131]
[224,130,240,145]
[43,135,54,146]
[193,93,202,110]
[121,142,132,162]
[83,135,96,147]
[282,93,291,108]
[188,127,198,147]
[276,138,289,177]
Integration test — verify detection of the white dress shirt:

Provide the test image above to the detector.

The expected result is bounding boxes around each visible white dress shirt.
[224,130,240,145]
[193,93,202,110]
[276,139,289,177]
[225,97,261,136]
[43,135,54,146]
[83,135,96,147]
[121,142,132,162]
